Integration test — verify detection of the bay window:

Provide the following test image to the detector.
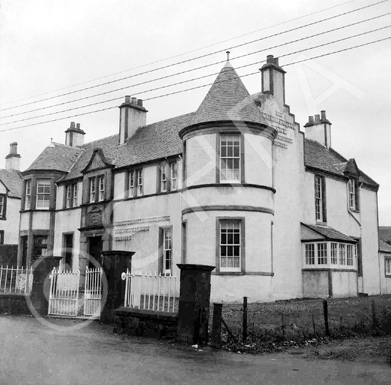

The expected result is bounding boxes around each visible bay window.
[36,179,51,209]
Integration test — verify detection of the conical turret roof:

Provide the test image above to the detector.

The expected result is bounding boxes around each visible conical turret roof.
[190,62,264,126]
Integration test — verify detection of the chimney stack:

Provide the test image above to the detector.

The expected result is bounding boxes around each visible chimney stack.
[118,95,147,145]
[65,121,85,147]
[260,54,286,106]
[304,110,332,148]
[5,142,21,171]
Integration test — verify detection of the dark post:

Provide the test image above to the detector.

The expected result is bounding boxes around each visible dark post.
[100,250,134,323]
[323,299,330,337]
[29,256,62,316]
[242,296,248,342]
[371,300,379,330]
[176,264,215,346]
[210,303,223,349]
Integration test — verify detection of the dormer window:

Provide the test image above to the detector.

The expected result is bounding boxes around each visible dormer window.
[98,176,105,202]
[89,178,96,203]
[348,178,358,211]
[127,168,143,198]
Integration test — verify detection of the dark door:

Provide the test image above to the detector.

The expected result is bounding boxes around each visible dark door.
[88,236,102,268]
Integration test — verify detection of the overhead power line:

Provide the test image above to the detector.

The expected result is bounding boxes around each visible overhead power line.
[2,11,389,121]
[0,0,388,113]
[1,34,389,134]
[0,0,363,107]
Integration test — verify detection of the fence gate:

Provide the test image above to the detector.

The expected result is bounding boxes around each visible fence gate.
[84,267,102,317]
[48,267,102,318]
[48,268,80,317]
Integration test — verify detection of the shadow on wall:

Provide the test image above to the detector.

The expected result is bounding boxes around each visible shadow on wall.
[0,245,18,266]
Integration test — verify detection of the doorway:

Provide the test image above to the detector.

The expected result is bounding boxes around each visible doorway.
[88,236,103,268]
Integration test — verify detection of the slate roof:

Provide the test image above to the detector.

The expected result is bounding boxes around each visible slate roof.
[379,240,391,254]
[304,139,378,189]
[301,223,357,243]
[25,143,82,173]
[379,226,391,243]
[115,112,195,169]
[189,62,265,126]
[0,169,23,198]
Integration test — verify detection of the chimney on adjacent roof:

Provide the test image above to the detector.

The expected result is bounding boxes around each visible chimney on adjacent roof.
[5,142,21,171]
[260,55,286,106]
[118,95,147,145]
[65,122,85,147]
[304,110,332,148]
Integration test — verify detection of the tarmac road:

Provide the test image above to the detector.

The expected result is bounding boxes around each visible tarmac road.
[0,315,389,385]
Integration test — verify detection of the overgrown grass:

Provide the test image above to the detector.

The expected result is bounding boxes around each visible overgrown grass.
[212,295,391,351]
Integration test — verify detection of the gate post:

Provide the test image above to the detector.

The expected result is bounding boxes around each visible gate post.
[100,250,134,323]
[176,264,215,345]
[29,256,62,316]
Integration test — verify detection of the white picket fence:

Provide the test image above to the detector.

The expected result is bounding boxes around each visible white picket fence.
[121,270,180,313]
[0,266,33,294]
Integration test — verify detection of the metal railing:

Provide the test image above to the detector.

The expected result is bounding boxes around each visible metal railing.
[48,268,80,316]
[121,270,180,313]
[84,267,103,317]
[0,265,33,294]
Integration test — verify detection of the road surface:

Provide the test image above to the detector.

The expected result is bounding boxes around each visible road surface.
[0,315,389,384]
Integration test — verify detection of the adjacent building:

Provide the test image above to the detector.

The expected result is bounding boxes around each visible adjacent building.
[0,143,23,246]
[17,56,382,302]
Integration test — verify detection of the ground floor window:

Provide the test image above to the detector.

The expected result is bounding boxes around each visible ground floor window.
[219,219,243,273]
[0,230,4,245]
[63,233,73,269]
[33,236,48,263]
[385,258,391,277]
[159,227,172,275]
[303,241,357,268]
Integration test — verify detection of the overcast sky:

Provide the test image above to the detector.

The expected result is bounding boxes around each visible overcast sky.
[0,0,390,224]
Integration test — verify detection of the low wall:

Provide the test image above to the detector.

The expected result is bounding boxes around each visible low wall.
[0,293,30,314]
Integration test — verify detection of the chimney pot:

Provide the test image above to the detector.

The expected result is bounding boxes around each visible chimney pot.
[137,99,143,107]
[267,55,274,63]
[309,116,314,123]
[315,114,320,122]
[125,95,131,104]
[273,57,279,66]
[76,123,80,130]
[70,122,75,129]
[321,110,326,120]
[131,97,137,105]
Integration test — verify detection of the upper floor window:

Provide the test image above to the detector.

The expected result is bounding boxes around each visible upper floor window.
[36,179,51,209]
[65,183,78,209]
[219,219,242,272]
[89,178,96,203]
[25,180,31,210]
[0,195,5,219]
[137,170,143,196]
[171,162,178,191]
[127,169,143,198]
[220,134,241,182]
[159,161,178,193]
[348,179,358,211]
[315,175,326,223]
[98,175,105,202]
[73,183,78,207]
